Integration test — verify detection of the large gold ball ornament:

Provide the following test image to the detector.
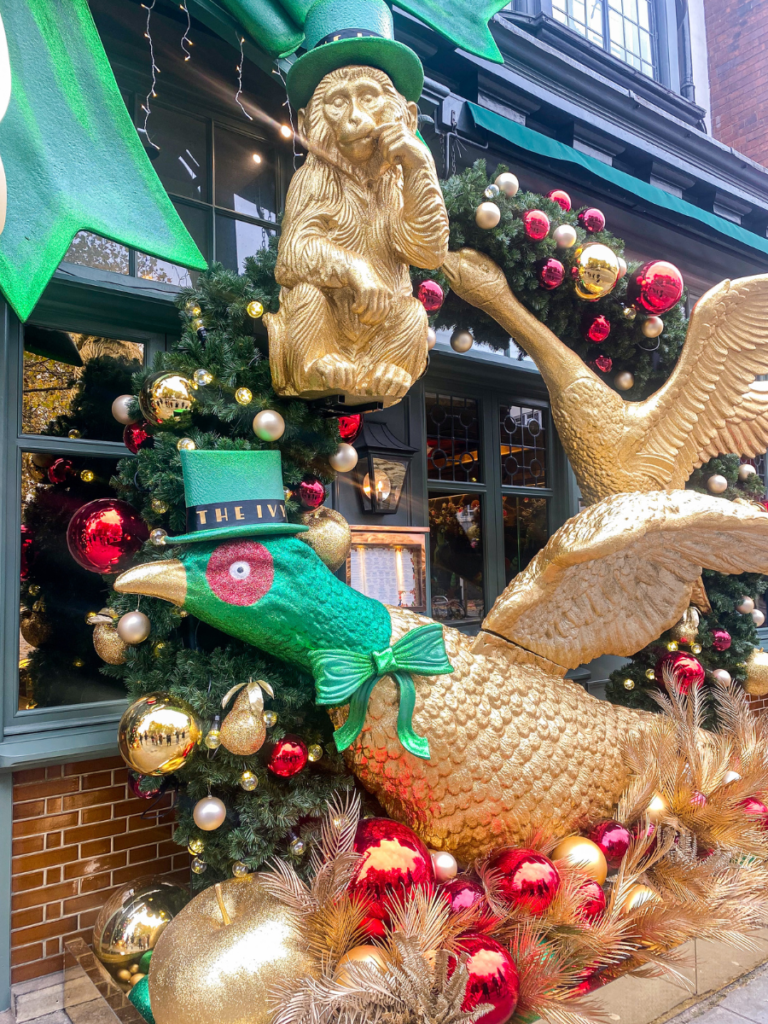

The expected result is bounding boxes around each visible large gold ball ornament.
[117,611,151,645]
[148,875,319,1024]
[329,443,358,473]
[739,463,757,481]
[20,609,51,648]
[193,796,227,831]
[614,371,634,391]
[745,648,768,696]
[552,836,607,885]
[335,945,388,988]
[93,880,189,966]
[450,329,474,353]
[112,395,138,426]
[298,506,351,572]
[118,694,202,775]
[737,596,755,614]
[427,327,437,350]
[475,202,501,229]
[553,224,577,248]
[620,883,660,914]
[641,316,664,338]
[707,474,728,494]
[573,243,620,301]
[252,409,285,442]
[139,372,198,429]
[495,172,519,196]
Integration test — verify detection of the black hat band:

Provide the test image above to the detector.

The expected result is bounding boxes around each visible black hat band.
[186,499,287,533]
[316,28,384,46]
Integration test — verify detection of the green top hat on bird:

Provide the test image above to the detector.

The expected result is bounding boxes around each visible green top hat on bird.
[115,449,452,760]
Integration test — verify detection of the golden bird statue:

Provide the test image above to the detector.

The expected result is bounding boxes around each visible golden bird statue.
[115,489,768,863]
[442,248,768,506]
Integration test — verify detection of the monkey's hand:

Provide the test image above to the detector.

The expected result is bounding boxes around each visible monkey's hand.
[374,120,430,174]
[347,261,393,326]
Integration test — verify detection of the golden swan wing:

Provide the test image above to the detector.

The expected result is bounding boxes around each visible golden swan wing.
[631,275,768,488]
[476,490,768,669]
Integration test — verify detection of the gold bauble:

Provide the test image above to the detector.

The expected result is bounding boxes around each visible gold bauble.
[148,875,319,1024]
[235,387,253,405]
[552,835,607,885]
[20,609,51,648]
[745,648,768,696]
[573,243,620,301]
[297,506,351,572]
[427,327,437,350]
[494,172,519,196]
[93,621,128,665]
[220,683,267,756]
[177,437,196,451]
[80,469,95,483]
[707,474,728,494]
[614,371,634,391]
[450,329,474,353]
[620,883,660,913]
[475,202,501,229]
[641,316,664,338]
[329,442,359,473]
[553,224,577,248]
[93,880,188,965]
[139,372,197,429]
[246,300,264,318]
[335,945,388,988]
[118,693,202,775]
[669,606,700,643]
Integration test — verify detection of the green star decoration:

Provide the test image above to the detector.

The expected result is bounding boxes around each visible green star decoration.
[0,0,207,322]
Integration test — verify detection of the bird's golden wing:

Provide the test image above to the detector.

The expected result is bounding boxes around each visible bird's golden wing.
[477,490,768,669]
[632,275,768,488]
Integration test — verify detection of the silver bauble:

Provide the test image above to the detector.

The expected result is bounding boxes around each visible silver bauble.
[252,409,285,442]
[329,443,358,473]
[112,395,138,425]
[193,796,227,831]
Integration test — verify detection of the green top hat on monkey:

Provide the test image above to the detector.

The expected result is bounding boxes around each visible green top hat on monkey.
[115,449,451,759]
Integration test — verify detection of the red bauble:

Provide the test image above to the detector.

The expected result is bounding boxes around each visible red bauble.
[417,279,445,313]
[123,421,153,454]
[298,475,326,509]
[578,879,606,921]
[578,208,606,233]
[712,629,732,652]
[128,771,164,801]
[588,820,631,867]
[455,935,519,1024]
[268,735,309,777]
[583,315,611,343]
[655,651,705,694]
[740,796,768,828]
[338,414,362,444]
[487,848,560,914]
[20,525,34,581]
[66,499,149,575]
[592,355,613,373]
[522,210,550,241]
[48,458,73,485]
[626,260,684,315]
[547,189,572,211]
[536,257,565,290]
[440,878,499,933]
[349,818,434,927]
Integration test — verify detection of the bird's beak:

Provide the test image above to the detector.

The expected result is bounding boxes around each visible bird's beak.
[114,560,187,607]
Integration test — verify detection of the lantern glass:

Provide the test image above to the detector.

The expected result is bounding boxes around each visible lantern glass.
[361,455,409,513]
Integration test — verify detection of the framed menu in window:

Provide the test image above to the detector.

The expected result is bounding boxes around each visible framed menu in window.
[346,526,428,614]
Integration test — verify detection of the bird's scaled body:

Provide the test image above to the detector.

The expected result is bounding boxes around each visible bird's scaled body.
[115,490,768,862]
[442,249,768,505]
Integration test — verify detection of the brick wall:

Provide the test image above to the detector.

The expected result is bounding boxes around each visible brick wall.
[11,757,187,986]
[748,692,768,715]
[704,0,768,165]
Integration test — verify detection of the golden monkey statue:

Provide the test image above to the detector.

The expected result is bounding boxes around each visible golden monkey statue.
[265,66,449,407]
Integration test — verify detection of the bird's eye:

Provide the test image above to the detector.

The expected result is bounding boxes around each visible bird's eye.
[229,560,251,580]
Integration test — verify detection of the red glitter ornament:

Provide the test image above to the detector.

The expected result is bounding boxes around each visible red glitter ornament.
[123,421,153,454]
[487,848,560,914]
[48,458,73,485]
[588,820,631,867]
[583,315,611,343]
[547,189,571,211]
[536,257,564,289]
[626,260,684,315]
[522,209,550,241]
[578,879,606,921]
[298,475,326,510]
[349,818,434,929]
[740,796,768,828]
[655,651,705,694]
[454,935,519,1024]
[592,355,613,373]
[66,499,149,574]
[712,629,732,651]
[417,279,444,313]
[20,525,34,581]
[338,414,362,444]
[440,878,499,933]
[268,735,309,777]
[128,771,164,801]
[578,208,606,233]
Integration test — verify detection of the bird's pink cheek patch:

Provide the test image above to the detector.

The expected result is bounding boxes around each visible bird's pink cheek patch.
[206,540,274,606]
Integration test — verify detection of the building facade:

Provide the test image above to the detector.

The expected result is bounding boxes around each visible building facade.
[3,0,768,1007]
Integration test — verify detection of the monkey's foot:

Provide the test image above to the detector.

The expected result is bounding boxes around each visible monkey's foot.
[361,363,413,398]
[303,355,357,393]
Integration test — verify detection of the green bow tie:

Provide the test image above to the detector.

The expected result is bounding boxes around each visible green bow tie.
[309,622,453,760]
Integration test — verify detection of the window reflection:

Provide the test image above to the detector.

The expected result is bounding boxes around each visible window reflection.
[143,104,209,202]
[502,496,549,585]
[64,232,130,275]
[426,393,481,483]
[429,492,484,628]
[215,128,277,222]
[215,215,276,273]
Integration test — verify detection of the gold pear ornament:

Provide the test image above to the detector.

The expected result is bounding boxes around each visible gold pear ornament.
[219,679,274,756]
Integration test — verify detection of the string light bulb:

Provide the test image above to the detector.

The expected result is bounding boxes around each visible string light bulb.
[252,153,262,164]
[280,125,293,139]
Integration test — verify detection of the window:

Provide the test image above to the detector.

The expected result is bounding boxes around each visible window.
[552,0,657,77]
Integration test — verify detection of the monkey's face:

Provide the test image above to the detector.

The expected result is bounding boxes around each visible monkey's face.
[322,74,392,165]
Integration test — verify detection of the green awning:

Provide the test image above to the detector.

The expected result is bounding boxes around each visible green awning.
[469,102,768,262]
